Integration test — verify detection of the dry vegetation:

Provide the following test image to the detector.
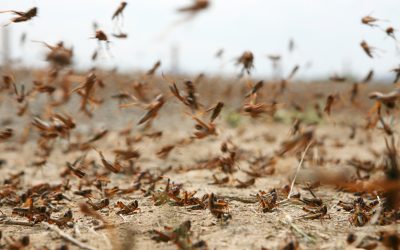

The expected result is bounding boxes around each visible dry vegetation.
[0,1,400,250]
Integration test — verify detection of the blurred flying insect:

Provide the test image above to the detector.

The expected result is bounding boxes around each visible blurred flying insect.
[79,203,106,223]
[350,83,359,104]
[93,30,110,44]
[276,127,314,156]
[32,41,73,67]
[193,74,205,88]
[191,116,217,139]
[369,88,400,109]
[94,148,122,174]
[287,65,300,80]
[87,198,110,211]
[138,94,165,125]
[245,80,263,98]
[0,128,13,141]
[378,113,394,136]
[2,235,30,250]
[235,178,255,188]
[111,91,136,105]
[360,40,377,58]
[114,148,140,161]
[279,65,300,93]
[70,129,109,151]
[215,48,224,59]
[392,66,400,84]
[177,0,210,14]
[362,69,374,83]
[324,94,338,115]
[112,2,128,37]
[267,54,281,63]
[243,100,278,118]
[329,74,346,82]
[0,7,37,27]
[190,102,223,139]
[156,145,175,159]
[361,15,384,27]
[183,80,200,111]
[288,38,295,52]
[157,0,210,40]
[121,94,165,125]
[243,81,278,118]
[206,101,224,123]
[2,74,15,90]
[71,72,100,117]
[91,30,112,56]
[385,26,397,41]
[65,157,86,179]
[20,32,27,46]
[112,32,128,39]
[164,74,201,112]
[112,2,127,21]
[236,51,254,77]
[91,49,98,61]
[146,60,161,76]
[12,82,28,103]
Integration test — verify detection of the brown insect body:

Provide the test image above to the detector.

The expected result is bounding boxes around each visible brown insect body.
[112,2,127,20]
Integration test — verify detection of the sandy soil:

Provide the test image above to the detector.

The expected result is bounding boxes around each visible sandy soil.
[0,74,399,250]
[1,118,398,250]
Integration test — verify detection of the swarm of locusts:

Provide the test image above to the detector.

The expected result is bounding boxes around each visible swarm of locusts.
[0,2,399,250]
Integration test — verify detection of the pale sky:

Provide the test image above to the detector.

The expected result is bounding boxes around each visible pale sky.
[0,0,400,80]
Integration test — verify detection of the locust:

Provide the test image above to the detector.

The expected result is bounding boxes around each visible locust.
[369,88,400,109]
[362,69,374,83]
[0,7,37,26]
[391,66,400,84]
[146,60,161,76]
[112,2,128,20]
[94,149,122,174]
[165,75,201,112]
[116,200,139,215]
[360,40,376,58]
[236,51,254,76]
[177,0,210,13]
[71,72,102,117]
[361,15,383,27]
[33,41,73,67]
[191,112,218,139]
[0,128,13,141]
[324,94,336,115]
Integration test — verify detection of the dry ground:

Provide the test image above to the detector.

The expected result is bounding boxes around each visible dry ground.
[0,72,399,250]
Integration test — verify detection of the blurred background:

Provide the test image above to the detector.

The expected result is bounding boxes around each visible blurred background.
[0,0,399,80]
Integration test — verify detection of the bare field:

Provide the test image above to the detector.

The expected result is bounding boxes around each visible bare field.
[0,70,399,250]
